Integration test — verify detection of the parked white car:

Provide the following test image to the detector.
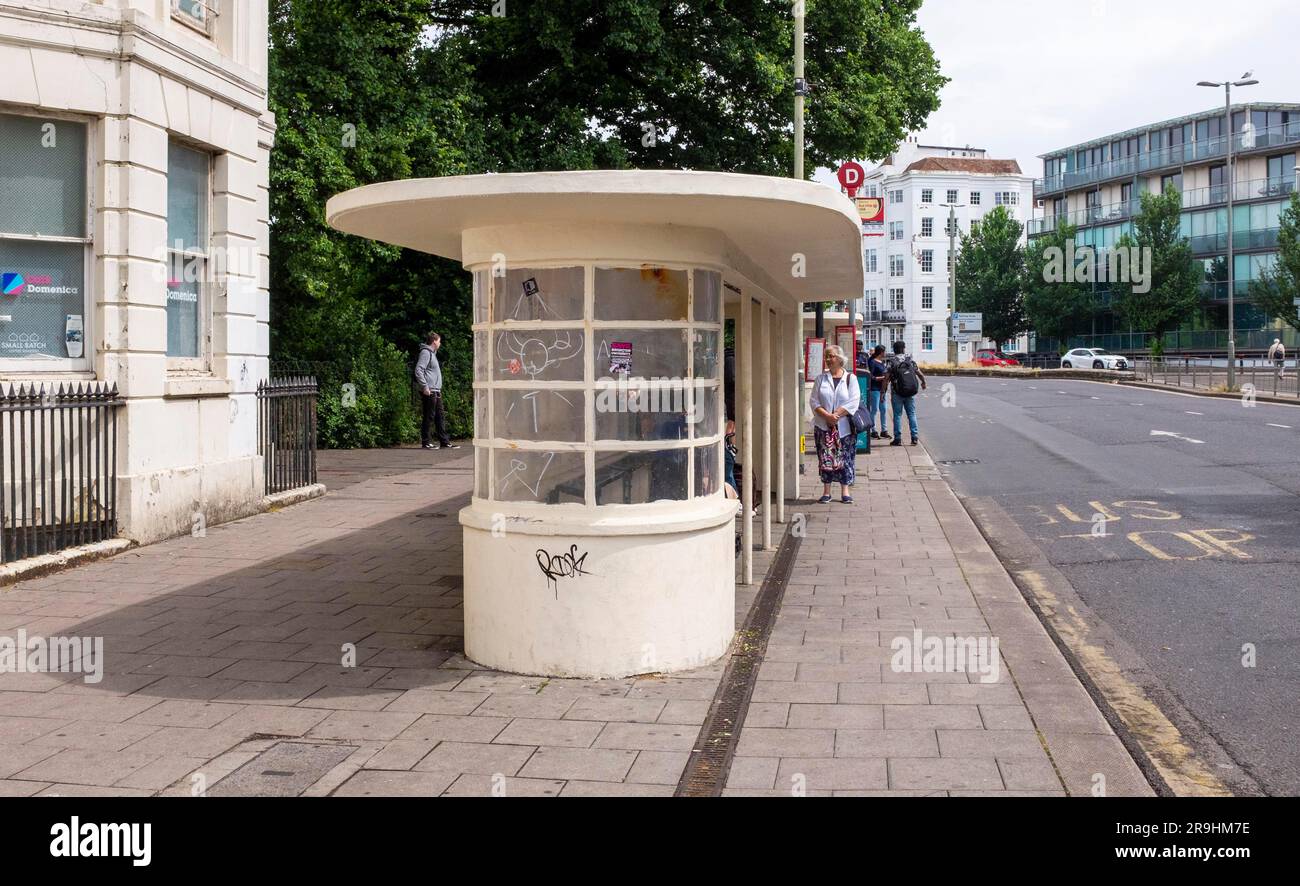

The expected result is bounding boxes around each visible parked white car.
[1061,348,1130,370]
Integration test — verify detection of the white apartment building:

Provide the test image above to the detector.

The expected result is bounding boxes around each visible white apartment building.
[856,138,1035,361]
[0,0,272,545]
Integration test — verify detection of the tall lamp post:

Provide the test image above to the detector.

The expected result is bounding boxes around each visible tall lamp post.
[794,4,822,338]
[941,202,965,365]
[1198,75,1258,388]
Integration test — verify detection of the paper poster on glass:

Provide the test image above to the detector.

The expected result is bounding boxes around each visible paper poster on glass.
[609,341,633,376]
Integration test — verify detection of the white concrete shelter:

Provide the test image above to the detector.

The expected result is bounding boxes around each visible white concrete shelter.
[328,171,863,678]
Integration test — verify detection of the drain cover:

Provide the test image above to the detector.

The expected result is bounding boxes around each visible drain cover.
[937,459,981,465]
[208,742,357,797]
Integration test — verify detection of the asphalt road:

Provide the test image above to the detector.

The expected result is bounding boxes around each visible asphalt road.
[912,376,1300,796]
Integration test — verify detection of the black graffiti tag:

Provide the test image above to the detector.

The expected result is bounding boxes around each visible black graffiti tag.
[536,544,591,597]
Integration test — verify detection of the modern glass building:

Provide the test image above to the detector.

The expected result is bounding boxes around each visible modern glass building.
[1029,103,1300,348]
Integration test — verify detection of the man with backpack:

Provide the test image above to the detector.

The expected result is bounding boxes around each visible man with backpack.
[1268,338,1286,379]
[884,339,926,446]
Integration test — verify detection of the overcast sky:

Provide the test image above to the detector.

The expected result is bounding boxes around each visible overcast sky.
[814,0,1300,186]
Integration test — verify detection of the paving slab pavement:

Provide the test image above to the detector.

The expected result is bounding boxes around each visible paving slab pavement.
[0,444,1151,796]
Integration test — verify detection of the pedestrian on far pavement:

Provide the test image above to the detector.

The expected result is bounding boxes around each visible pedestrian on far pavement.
[1268,338,1286,378]
[866,344,891,440]
[414,332,459,450]
[809,344,861,504]
[884,339,927,446]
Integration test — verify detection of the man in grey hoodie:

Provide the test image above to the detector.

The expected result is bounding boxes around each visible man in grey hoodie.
[415,332,457,450]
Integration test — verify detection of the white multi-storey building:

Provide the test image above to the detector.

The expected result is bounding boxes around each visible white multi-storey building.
[0,0,272,545]
[856,138,1034,361]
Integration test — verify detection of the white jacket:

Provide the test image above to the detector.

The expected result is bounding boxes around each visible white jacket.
[809,371,861,437]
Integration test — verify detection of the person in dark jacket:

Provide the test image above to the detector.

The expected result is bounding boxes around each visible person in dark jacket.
[414,332,458,450]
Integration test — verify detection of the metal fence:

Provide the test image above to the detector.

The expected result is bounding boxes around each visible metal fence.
[0,382,123,564]
[1132,355,1299,399]
[257,376,319,495]
[1036,328,1300,356]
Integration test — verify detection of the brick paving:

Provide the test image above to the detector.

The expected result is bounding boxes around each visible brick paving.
[0,444,1150,796]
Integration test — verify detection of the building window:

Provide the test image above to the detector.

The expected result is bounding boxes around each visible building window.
[1160,172,1182,195]
[946,216,958,237]
[919,250,934,273]
[0,112,91,367]
[994,191,1019,206]
[889,221,904,241]
[889,254,905,277]
[947,189,958,204]
[863,248,878,274]
[970,191,981,205]
[921,286,934,310]
[921,188,933,204]
[890,288,904,312]
[863,183,879,198]
[167,142,211,361]
[921,217,933,238]
[173,0,218,36]
[922,324,934,351]
[889,189,904,204]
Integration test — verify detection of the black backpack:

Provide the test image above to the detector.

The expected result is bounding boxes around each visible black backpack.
[891,356,920,398]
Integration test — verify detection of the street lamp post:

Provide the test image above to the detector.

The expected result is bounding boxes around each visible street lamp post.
[1198,75,1258,388]
[941,203,965,365]
[794,5,820,337]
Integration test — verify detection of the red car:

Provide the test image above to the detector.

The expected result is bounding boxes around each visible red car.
[974,349,1020,367]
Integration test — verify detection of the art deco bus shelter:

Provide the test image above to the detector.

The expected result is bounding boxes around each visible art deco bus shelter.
[327,171,864,679]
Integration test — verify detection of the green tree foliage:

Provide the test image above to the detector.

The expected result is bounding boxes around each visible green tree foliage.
[269,0,474,446]
[1023,219,1093,344]
[953,206,1025,350]
[430,0,945,174]
[1113,185,1199,347]
[1248,192,1300,332]
[270,0,946,447]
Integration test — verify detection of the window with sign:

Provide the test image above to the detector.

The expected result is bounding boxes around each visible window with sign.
[173,0,219,36]
[0,112,91,368]
[167,142,211,363]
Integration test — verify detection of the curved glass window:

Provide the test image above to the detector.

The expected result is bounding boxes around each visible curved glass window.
[473,263,725,504]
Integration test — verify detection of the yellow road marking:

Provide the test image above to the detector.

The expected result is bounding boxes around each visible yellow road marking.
[1017,570,1232,797]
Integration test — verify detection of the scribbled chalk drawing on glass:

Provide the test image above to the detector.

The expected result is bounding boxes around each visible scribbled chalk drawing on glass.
[503,390,577,435]
[499,451,556,499]
[496,329,583,379]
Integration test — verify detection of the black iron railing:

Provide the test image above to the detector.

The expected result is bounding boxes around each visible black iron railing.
[0,382,123,564]
[257,376,318,495]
